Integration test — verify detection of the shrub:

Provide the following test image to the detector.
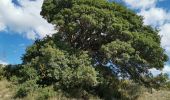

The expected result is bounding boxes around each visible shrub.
[19,64,39,83]
[9,75,19,84]
[3,65,22,80]
[36,87,55,100]
[0,65,4,80]
[15,80,38,98]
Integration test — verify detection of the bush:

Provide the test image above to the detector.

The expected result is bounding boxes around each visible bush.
[19,64,39,83]
[36,87,55,100]
[119,80,143,100]
[0,65,4,80]
[56,52,98,98]
[9,75,19,84]
[15,80,38,98]
[3,65,22,80]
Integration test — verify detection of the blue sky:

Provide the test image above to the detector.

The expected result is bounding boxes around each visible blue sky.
[0,31,33,64]
[157,0,170,10]
[0,0,54,64]
[0,0,170,74]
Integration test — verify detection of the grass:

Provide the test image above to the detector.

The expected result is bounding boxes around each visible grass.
[138,89,170,100]
[1,79,170,100]
[0,79,14,100]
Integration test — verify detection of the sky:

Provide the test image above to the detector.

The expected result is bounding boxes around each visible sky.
[0,0,170,74]
[0,0,55,64]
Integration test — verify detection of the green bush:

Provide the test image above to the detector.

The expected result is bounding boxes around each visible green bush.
[56,52,98,98]
[9,75,19,84]
[19,64,39,83]
[36,87,55,100]
[3,65,22,80]
[0,65,4,80]
[15,80,38,98]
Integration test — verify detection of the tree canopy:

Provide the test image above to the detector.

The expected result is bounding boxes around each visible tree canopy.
[38,0,168,83]
[17,0,169,99]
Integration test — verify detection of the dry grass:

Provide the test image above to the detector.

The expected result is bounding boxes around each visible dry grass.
[0,79,14,100]
[1,79,170,100]
[138,89,170,100]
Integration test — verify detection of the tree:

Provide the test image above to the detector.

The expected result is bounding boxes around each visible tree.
[39,0,168,84]
[19,0,168,99]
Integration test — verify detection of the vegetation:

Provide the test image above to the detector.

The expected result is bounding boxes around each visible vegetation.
[0,0,169,100]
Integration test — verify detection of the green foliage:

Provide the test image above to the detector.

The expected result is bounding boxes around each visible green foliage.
[21,39,99,98]
[15,80,38,98]
[151,73,169,89]
[3,65,22,80]
[0,65,4,80]
[35,87,55,100]
[9,75,19,84]
[119,80,143,100]
[59,54,98,98]
[2,0,169,99]
[40,0,168,86]
[19,64,39,82]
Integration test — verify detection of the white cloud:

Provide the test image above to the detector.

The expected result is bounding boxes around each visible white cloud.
[123,0,157,9]
[0,60,8,65]
[0,22,6,31]
[138,7,170,27]
[150,65,170,76]
[159,23,170,47]
[0,0,55,39]
[163,65,170,73]
[165,46,170,59]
